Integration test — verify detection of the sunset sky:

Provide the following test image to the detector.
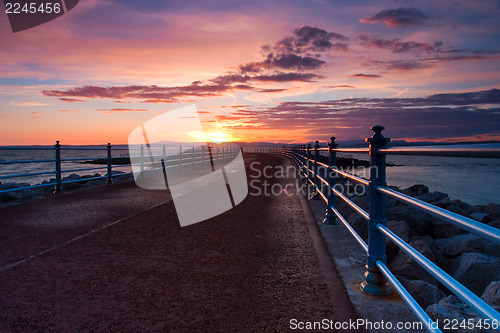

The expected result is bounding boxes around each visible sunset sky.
[1,0,499,145]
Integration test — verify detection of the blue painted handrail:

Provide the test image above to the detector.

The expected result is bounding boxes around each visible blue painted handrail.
[279,125,500,333]
[1,142,238,196]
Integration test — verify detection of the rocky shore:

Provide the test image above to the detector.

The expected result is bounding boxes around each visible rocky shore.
[335,181,500,332]
[0,171,134,204]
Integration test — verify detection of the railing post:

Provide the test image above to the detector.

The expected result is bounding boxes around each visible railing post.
[179,146,183,170]
[361,125,392,296]
[192,145,195,167]
[202,146,205,166]
[140,145,144,175]
[162,145,166,164]
[311,141,320,199]
[54,141,63,194]
[323,137,339,225]
[306,143,312,196]
[107,142,112,184]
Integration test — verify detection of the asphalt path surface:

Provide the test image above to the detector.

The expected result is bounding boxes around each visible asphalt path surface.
[0,153,362,332]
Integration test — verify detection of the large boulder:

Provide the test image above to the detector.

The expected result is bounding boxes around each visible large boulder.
[389,236,438,285]
[61,173,84,190]
[452,253,500,295]
[397,276,446,309]
[347,213,368,241]
[0,182,42,202]
[415,191,449,204]
[437,234,500,259]
[351,195,369,212]
[483,203,500,215]
[403,184,429,197]
[429,218,462,239]
[446,199,473,216]
[386,206,431,238]
[426,295,497,333]
[481,281,500,312]
[434,197,452,209]
[469,212,489,222]
[487,220,500,229]
[386,220,410,263]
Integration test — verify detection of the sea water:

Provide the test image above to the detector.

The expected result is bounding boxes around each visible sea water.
[1,144,500,205]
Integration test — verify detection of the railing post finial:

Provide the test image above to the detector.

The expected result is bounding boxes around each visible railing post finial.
[323,136,339,224]
[361,125,392,296]
[366,125,390,147]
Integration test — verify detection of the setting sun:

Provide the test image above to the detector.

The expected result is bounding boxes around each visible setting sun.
[206,132,233,143]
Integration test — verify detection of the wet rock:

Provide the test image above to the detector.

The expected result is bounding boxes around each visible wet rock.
[397,276,446,309]
[452,253,500,295]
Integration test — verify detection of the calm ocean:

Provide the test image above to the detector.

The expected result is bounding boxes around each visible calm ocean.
[336,144,500,205]
[1,144,499,205]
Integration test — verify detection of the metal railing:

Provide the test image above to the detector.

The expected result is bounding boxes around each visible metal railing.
[278,126,500,333]
[0,142,238,196]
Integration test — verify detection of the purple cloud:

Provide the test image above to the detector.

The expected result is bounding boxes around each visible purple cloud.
[231,89,500,140]
[360,7,430,28]
[350,73,382,78]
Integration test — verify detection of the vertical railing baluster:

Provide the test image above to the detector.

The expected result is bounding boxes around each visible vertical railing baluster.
[361,125,392,296]
[179,146,182,170]
[323,137,338,224]
[192,145,195,167]
[162,145,166,165]
[306,143,312,197]
[107,143,112,184]
[54,141,62,194]
[140,145,144,175]
[202,146,205,166]
[312,140,320,199]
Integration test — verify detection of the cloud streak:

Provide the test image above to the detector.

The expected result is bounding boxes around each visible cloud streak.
[97,108,149,113]
[224,89,500,140]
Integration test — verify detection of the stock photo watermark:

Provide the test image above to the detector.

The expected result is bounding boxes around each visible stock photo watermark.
[248,161,372,198]
[3,0,80,33]
[128,105,248,227]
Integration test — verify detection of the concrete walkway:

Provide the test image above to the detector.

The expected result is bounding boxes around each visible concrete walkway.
[0,153,361,332]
